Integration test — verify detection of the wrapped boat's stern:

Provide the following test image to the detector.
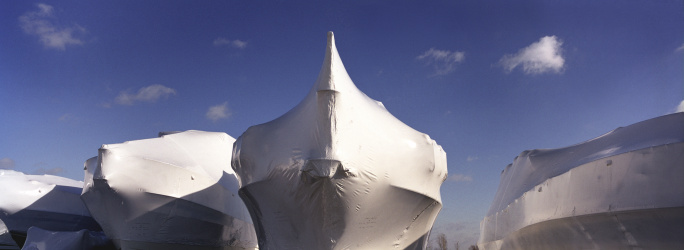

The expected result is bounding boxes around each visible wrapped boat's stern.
[479,113,684,249]
[81,131,258,250]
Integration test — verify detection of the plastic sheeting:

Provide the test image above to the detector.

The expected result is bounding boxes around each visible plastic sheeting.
[0,170,101,238]
[232,32,448,249]
[0,219,19,250]
[479,113,684,249]
[21,227,112,250]
[81,130,258,250]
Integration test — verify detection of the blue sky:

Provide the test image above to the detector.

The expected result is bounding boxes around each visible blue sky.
[1,1,682,246]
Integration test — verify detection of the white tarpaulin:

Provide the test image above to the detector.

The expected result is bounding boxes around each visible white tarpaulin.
[479,113,684,249]
[232,32,448,249]
[21,227,111,250]
[0,170,100,239]
[0,219,19,250]
[81,130,257,250]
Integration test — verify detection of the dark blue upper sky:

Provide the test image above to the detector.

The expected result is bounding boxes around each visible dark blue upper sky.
[1,0,682,245]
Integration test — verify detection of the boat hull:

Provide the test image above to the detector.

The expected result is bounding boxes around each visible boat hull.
[81,131,258,250]
[232,32,447,249]
[479,141,684,249]
[83,180,256,250]
[239,179,441,249]
[1,209,99,236]
[480,206,684,250]
[0,170,100,242]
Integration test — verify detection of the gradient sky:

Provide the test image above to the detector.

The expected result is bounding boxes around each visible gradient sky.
[1,1,682,246]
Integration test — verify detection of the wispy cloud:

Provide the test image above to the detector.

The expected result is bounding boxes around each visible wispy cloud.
[0,158,15,170]
[115,84,176,105]
[676,100,684,113]
[33,167,65,175]
[19,3,86,50]
[417,48,465,76]
[446,174,473,183]
[676,43,684,53]
[206,101,231,122]
[466,156,478,162]
[214,38,247,49]
[499,36,565,75]
[58,113,74,122]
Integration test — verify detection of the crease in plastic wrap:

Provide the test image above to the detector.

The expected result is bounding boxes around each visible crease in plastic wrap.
[0,218,19,249]
[232,32,448,250]
[81,130,258,250]
[479,113,684,250]
[0,170,101,238]
[21,227,112,250]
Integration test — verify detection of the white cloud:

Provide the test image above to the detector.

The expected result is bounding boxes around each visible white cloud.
[206,101,231,122]
[0,158,15,170]
[232,39,247,49]
[676,43,684,53]
[466,156,478,162]
[417,48,465,76]
[115,84,176,105]
[19,3,86,50]
[58,113,73,121]
[499,36,565,75]
[214,38,247,49]
[213,38,230,46]
[446,174,473,183]
[676,100,684,113]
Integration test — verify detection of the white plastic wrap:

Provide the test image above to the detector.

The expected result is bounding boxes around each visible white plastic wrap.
[21,227,111,250]
[479,113,684,249]
[81,130,257,250]
[232,32,448,249]
[0,219,19,249]
[0,170,100,237]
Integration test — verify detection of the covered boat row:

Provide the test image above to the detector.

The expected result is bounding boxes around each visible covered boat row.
[0,32,448,250]
[6,31,680,250]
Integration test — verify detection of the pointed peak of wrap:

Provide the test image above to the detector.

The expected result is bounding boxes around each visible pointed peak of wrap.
[314,31,356,93]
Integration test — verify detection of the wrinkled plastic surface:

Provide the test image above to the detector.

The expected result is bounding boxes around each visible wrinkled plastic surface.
[232,32,448,249]
[479,113,684,249]
[0,219,19,249]
[81,130,257,250]
[0,170,100,236]
[21,227,113,250]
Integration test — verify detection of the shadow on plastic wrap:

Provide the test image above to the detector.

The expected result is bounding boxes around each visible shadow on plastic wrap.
[231,32,448,250]
[21,227,114,250]
[0,170,102,248]
[479,113,684,249]
[81,131,258,250]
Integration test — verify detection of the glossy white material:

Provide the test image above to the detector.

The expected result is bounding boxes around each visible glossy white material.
[0,219,19,249]
[232,32,448,249]
[0,170,100,235]
[81,130,257,250]
[21,227,110,250]
[479,113,684,249]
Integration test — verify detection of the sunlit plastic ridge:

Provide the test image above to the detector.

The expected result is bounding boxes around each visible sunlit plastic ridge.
[478,113,684,249]
[232,32,448,249]
[81,130,258,250]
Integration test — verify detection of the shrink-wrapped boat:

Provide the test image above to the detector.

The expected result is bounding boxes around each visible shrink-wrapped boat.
[0,219,19,250]
[478,113,684,249]
[232,32,448,249]
[0,170,101,246]
[81,130,257,250]
[21,227,112,250]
